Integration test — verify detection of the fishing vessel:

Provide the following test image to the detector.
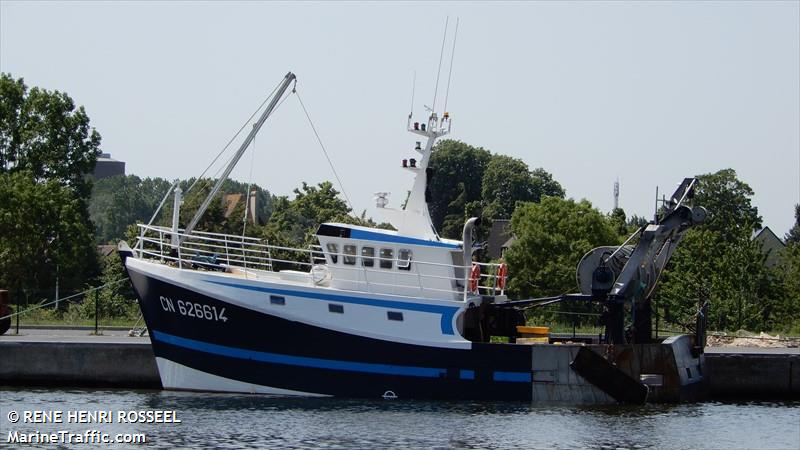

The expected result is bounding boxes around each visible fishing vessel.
[120,72,709,403]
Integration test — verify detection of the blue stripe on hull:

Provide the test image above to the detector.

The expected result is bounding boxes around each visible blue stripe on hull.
[204,280,459,335]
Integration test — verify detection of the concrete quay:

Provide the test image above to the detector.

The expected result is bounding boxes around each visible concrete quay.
[0,327,161,389]
[1,328,798,399]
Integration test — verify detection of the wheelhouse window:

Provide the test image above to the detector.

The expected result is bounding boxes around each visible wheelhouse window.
[398,249,412,271]
[380,248,393,269]
[361,247,375,267]
[343,244,357,265]
[326,243,339,264]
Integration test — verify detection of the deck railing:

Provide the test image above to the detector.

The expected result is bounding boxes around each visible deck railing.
[134,224,508,299]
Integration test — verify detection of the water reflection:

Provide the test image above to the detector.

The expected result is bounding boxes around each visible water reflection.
[2,388,798,449]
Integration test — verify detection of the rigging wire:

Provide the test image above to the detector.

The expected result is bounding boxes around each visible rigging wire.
[203,91,296,192]
[294,90,354,213]
[443,17,459,114]
[186,79,283,195]
[431,16,449,114]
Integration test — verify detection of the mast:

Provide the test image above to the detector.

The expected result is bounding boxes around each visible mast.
[181,72,296,241]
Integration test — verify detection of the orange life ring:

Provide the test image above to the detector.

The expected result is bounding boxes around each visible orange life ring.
[497,263,508,290]
[469,263,481,293]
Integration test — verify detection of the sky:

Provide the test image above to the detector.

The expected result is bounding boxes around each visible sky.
[1,1,798,236]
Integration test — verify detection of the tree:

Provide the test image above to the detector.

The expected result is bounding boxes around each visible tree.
[786,204,800,244]
[263,181,351,248]
[504,197,619,300]
[480,157,564,221]
[777,242,800,332]
[0,171,99,302]
[608,208,628,237]
[427,140,491,236]
[0,74,102,305]
[89,175,173,243]
[692,168,761,241]
[655,169,782,331]
[0,73,101,199]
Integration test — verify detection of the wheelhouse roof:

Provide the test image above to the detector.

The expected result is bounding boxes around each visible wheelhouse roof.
[317,223,462,249]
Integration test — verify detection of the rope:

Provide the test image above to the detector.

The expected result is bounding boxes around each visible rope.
[294,90,354,213]
[0,278,128,320]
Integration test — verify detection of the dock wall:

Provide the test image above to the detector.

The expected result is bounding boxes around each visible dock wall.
[705,352,799,398]
[0,342,161,389]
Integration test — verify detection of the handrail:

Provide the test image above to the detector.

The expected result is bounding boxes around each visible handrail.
[134,223,508,299]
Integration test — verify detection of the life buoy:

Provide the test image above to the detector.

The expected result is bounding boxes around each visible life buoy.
[469,263,481,293]
[497,263,508,290]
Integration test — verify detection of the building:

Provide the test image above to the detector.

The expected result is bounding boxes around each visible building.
[752,226,786,269]
[92,153,125,180]
[224,188,259,224]
[487,219,515,260]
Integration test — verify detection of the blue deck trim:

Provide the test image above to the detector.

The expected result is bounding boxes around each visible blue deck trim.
[492,371,532,383]
[205,280,460,335]
[152,331,448,379]
[348,229,460,249]
[459,369,475,380]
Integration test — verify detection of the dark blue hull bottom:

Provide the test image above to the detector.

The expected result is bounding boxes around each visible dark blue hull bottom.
[128,269,534,401]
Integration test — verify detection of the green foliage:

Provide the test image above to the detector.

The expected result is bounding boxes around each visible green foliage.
[89,175,173,243]
[786,204,800,244]
[694,168,761,240]
[0,171,99,299]
[428,140,563,239]
[481,156,565,220]
[777,242,800,330]
[428,140,491,236]
[65,251,138,321]
[0,74,101,306]
[505,197,619,299]
[263,181,350,248]
[0,73,101,199]
[608,207,628,236]
[655,169,795,332]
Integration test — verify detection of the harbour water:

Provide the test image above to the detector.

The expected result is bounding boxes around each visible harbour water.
[1,388,798,449]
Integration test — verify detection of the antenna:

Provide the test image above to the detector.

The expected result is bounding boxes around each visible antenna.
[408,71,416,119]
[431,16,449,114]
[443,17,459,114]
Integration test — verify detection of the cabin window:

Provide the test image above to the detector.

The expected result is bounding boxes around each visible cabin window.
[328,304,344,314]
[380,248,393,269]
[326,243,339,264]
[343,244,357,265]
[387,311,404,321]
[270,295,285,305]
[398,249,412,271]
[361,247,375,267]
